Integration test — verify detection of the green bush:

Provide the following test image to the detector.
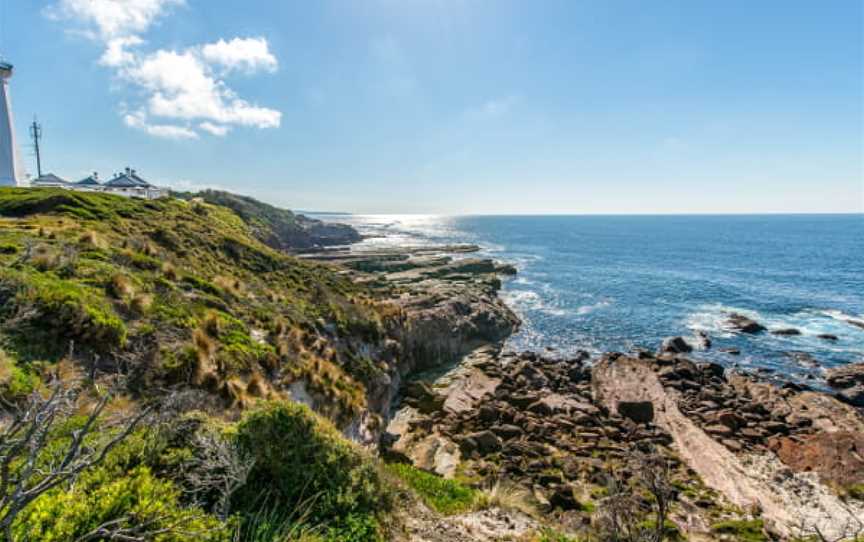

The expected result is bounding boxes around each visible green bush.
[387,463,478,515]
[234,401,392,527]
[13,466,228,542]
[1,270,127,353]
[323,512,383,542]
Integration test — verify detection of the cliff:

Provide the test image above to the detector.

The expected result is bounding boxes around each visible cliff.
[173,189,362,250]
[0,187,519,541]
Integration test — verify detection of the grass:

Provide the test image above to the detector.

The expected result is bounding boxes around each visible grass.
[387,463,479,515]
[532,528,581,542]
[0,187,395,401]
[710,519,769,542]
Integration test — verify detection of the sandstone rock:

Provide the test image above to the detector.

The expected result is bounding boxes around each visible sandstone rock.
[508,393,540,409]
[478,404,500,424]
[458,436,478,456]
[825,362,864,407]
[617,401,654,424]
[402,381,446,414]
[469,430,502,454]
[727,313,766,334]
[699,362,726,380]
[660,336,693,354]
[770,431,864,488]
[548,485,581,511]
[705,424,733,437]
[722,439,744,452]
[490,424,523,440]
[826,362,864,389]
[761,421,790,435]
[716,410,745,430]
[836,387,864,408]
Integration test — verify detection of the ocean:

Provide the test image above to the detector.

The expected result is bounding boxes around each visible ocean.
[324,213,864,381]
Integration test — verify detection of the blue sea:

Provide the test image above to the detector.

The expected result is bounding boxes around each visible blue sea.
[325,214,864,381]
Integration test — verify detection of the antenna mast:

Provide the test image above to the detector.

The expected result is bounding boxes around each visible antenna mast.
[29,118,42,178]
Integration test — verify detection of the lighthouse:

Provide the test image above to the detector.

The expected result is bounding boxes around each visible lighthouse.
[0,61,25,187]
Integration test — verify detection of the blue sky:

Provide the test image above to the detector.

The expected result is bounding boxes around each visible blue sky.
[2,0,862,214]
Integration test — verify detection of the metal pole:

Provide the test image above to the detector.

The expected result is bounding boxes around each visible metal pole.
[29,119,41,178]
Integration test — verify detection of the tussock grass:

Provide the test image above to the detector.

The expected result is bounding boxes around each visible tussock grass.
[476,480,539,517]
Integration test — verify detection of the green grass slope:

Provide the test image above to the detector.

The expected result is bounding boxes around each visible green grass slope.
[0,188,394,421]
[174,189,362,250]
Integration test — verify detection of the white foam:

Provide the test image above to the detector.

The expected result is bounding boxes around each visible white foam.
[577,300,611,315]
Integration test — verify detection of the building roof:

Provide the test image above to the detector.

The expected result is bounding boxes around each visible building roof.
[76,175,101,186]
[32,173,69,185]
[105,169,152,188]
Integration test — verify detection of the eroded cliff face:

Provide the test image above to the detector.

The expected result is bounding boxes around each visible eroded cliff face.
[292,248,520,445]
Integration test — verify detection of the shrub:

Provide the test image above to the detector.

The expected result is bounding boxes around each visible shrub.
[387,463,478,515]
[1,270,127,352]
[0,242,18,254]
[323,513,383,542]
[12,467,229,541]
[233,401,393,527]
[0,350,37,399]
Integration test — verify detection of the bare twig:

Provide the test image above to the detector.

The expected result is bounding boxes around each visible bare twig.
[0,380,148,536]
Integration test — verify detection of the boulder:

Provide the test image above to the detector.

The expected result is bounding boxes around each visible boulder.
[698,362,726,380]
[617,401,654,424]
[727,313,766,334]
[715,410,745,430]
[402,381,446,414]
[817,334,838,341]
[771,328,801,336]
[490,424,524,440]
[705,424,733,437]
[548,485,582,511]
[825,362,864,407]
[825,362,864,389]
[477,404,499,423]
[660,336,693,354]
[468,430,502,454]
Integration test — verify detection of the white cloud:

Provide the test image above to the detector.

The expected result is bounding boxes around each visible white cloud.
[199,122,230,136]
[201,37,278,73]
[123,110,198,139]
[47,0,281,139]
[100,36,143,67]
[46,0,183,40]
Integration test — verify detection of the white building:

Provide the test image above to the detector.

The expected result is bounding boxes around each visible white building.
[101,168,164,199]
[29,168,165,199]
[0,61,26,187]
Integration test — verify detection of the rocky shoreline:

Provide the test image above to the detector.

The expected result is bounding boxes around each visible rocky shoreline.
[307,237,864,541]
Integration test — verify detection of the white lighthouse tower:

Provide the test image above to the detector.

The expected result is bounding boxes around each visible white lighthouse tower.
[0,61,25,187]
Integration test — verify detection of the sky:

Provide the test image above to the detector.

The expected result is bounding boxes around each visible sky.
[1,0,862,214]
